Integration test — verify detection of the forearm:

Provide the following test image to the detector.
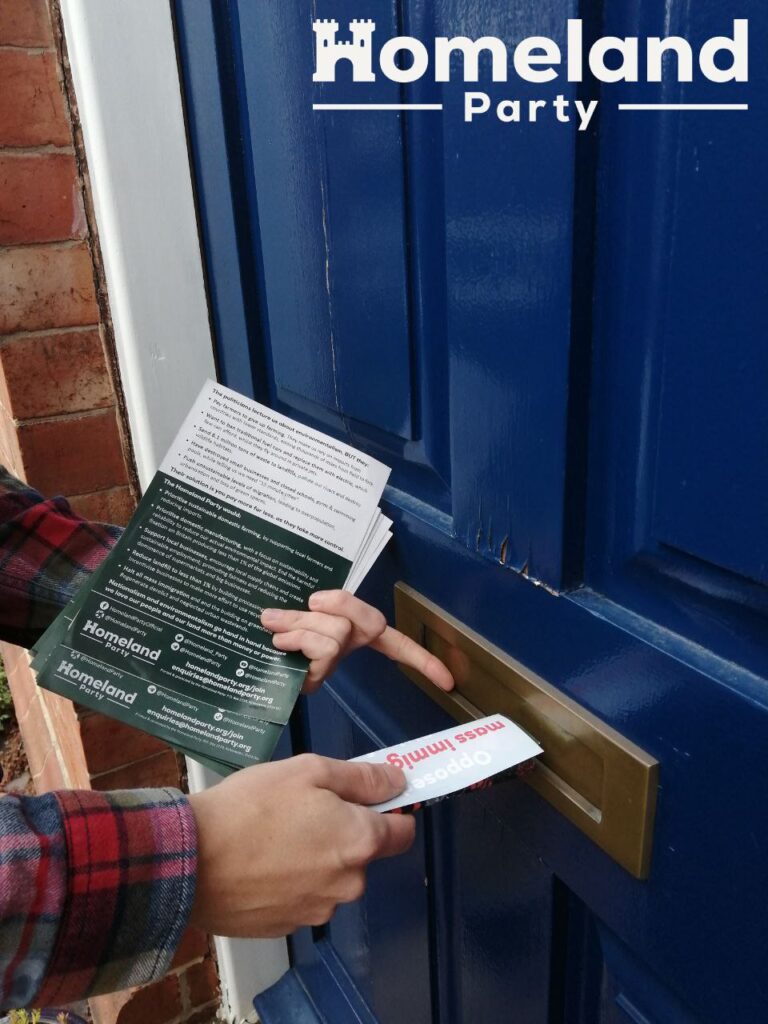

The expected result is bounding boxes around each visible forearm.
[0,788,197,1006]
[0,466,121,648]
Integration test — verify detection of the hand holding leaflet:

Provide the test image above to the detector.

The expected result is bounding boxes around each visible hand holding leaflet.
[187,756,415,937]
[30,381,451,772]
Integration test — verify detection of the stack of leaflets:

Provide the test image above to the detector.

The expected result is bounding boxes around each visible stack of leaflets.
[31,381,392,775]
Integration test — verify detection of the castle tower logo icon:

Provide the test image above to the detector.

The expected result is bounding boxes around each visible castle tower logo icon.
[313,18,376,82]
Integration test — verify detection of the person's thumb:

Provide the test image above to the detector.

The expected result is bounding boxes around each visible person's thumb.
[319,759,406,805]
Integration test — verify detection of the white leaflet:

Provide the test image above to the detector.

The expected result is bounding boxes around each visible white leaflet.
[352,714,543,811]
[161,380,390,561]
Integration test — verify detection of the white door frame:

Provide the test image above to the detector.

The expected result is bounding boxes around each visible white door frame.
[59,2,289,1019]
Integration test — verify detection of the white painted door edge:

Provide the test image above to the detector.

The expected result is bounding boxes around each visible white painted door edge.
[58,2,290,1019]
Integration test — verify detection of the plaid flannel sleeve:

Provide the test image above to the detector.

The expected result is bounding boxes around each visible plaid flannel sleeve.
[0,469,199,1004]
[0,788,197,1007]
[0,466,122,648]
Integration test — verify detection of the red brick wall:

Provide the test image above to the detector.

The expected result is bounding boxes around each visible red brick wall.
[0,3,220,1021]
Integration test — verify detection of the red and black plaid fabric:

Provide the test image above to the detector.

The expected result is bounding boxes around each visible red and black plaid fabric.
[0,468,198,1006]
[0,467,122,648]
[36,789,197,1005]
[0,789,197,1007]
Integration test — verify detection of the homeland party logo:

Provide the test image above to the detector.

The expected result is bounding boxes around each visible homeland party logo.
[312,18,749,129]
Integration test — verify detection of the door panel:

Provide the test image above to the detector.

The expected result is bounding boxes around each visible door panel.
[174,1,768,1021]
[584,2,768,652]
[437,0,582,585]
[237,0,415,440]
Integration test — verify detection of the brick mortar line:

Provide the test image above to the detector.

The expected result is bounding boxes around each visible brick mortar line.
[89,747,177,784]
[15,704,52,761]
[0,323,100,345]
[171,955,207,974]
[10,403,118,429]
[178,966,193,1018]
[15,689,41,732]
[0,44,52,54]
[68,483,131,500]
[38,692,74,787]
[164,996,221,1024]
[0,238,83,254]
[0,144,74,155]
[31,727,72,790]
[30,743,56,785]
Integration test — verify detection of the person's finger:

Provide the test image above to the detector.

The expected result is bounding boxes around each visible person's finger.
[338,870,367,905]
[271,629,341,662]
[370,626,454,691]
[301,660,337,694]
[374,812,416,859]
[308,591,387,640]
[312,757,406,805]
[261,608,353,648]
[338,807,415,866]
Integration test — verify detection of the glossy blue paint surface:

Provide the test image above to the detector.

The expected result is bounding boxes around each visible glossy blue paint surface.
[174,2,768,1021]
[584,2,768,663]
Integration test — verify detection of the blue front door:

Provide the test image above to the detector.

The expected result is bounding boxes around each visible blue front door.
[174,2,768,1021]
